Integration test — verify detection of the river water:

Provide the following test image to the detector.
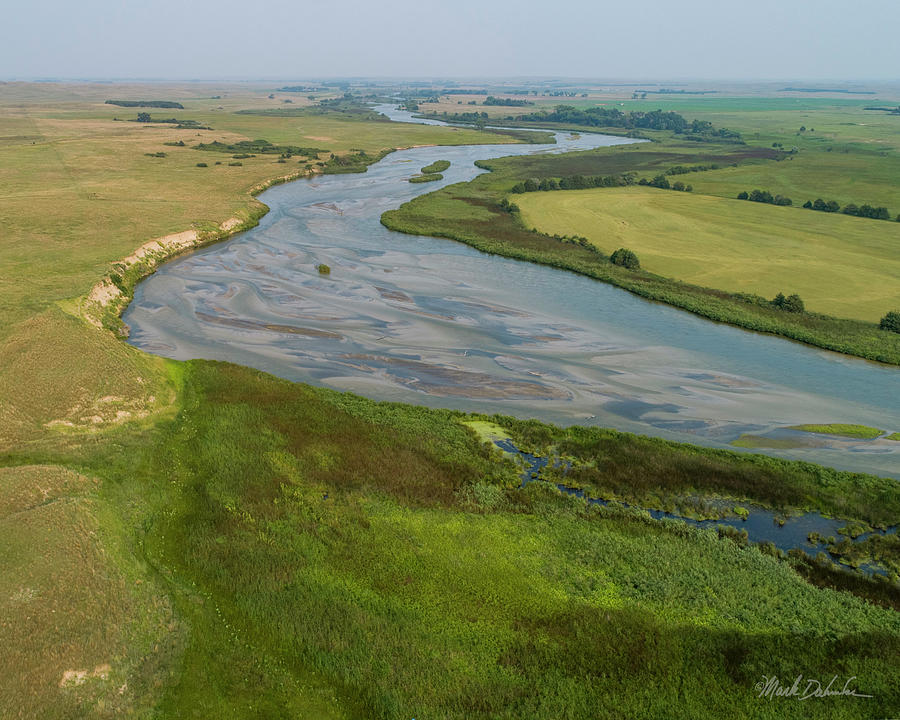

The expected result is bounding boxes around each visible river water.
[123,104,900,478]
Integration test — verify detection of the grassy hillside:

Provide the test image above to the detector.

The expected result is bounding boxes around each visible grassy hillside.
[11,358,893,719]
[517,186,900,321]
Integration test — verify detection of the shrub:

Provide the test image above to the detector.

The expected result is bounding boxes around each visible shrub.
[610,248,640,269]
[196,162,208,168]
[772,292,805,313]
[228,161,242,166]
[737,191,749,200]
[316,263,331,275]
[880,311,900,333]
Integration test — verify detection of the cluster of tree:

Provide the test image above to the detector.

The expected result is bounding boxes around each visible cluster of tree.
[277,85,326,92]
[510,173,634,194]
[195,139,325,156]
[782,87,875,95]
[737,190,793,206]
[106,99,183,108]
[863,106,900,116]
[433,110,488,122]
[437,88,489,95]
[312,94,388,121]
[134,114,210,129]
[483,96,534,106]
[638,175,692,191]
[611,248,640,269]
[509,172,697,195]
[324,150,372,174]
[498,198,520,213]
[771,292,805,313]
[880,311,900,333]
[500,105,742,141]
[801,198,895,220]
[638,88,718,95]
[549,233,601,254]
[664,163,720,175]
[681,120,743,142]
[514,105,690,131]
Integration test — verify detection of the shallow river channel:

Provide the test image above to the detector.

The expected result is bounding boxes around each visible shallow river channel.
[124,104,900,479]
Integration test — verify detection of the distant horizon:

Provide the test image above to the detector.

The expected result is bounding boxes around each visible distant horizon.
[3,0,899,82]
[3,76,899,87]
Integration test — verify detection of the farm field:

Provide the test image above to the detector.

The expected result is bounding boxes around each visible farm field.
[516,186,900,321]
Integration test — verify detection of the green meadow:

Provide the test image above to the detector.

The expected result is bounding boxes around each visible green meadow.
[516,186,900,321]
[1,83,899,718]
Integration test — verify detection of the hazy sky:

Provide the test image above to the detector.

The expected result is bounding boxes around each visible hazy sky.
[4,0,899,81]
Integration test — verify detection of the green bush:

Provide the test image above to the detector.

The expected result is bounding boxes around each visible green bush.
[772,292,805,313]
[195,162,208,168]
[316,263,331,275]
[610,248,640,269]
[880,310,900,333]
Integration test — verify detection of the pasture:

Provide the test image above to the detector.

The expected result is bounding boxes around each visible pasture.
[516,186,900,321]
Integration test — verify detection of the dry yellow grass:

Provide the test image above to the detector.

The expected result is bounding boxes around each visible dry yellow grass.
[0,465,177,719]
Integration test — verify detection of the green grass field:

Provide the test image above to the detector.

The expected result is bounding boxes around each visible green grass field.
[516,186,900,321]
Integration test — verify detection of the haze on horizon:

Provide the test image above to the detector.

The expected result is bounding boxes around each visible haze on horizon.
[3,0,899,82]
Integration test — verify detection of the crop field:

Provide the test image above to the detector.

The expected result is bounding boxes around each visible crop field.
[516,186,900,321]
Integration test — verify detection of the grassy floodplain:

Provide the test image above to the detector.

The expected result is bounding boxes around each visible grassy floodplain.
[1,82,900,718]
[516,186,900,321]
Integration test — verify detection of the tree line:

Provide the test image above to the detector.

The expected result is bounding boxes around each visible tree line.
[738,190,895,220]
[484,96,534,106]
[802,198,895,221]
[736,190,793,206]
[509,105,742,140]
[638,175,692,191]
[106,99,183,108]
[510,171,697,194]
[511,173,634,194]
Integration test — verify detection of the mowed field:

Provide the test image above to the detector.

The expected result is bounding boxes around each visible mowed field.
[517,186,900,321]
